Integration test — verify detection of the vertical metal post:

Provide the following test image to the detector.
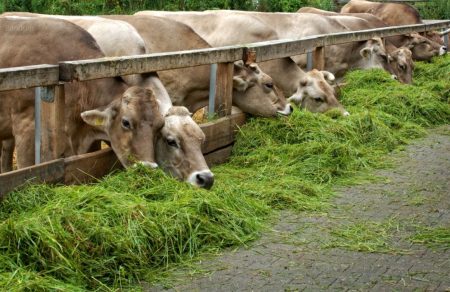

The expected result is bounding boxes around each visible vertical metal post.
[306,50,313,71]
[444,33,449,50]
[208,63,218,118]
[34,87,41,164]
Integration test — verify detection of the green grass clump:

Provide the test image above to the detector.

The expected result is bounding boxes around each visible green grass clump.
[0,55,449,289]
[410,226,450,250]
[323,220,401,253]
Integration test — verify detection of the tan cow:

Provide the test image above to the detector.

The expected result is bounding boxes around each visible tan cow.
[202,11,399,82]
[298,7,445,62]
[297,8,414,84]
[104,14,293,117]
[135,11,348,116]
[1,15,215,188]
[0,17,164,169]
[341,0,447,47]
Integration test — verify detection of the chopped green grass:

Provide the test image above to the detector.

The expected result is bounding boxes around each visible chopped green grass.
[410,226,450,250]
[323,219,402,253]
[0,55,449,290]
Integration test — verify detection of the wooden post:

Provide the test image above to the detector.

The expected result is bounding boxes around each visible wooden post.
[40,84,65,162]
[214,62,234,117]
[313,47,325,71]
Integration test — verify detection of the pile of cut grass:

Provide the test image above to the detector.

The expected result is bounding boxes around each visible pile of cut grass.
[0,55,449,290]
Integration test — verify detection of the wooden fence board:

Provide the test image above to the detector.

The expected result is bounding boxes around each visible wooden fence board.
[64,148,122,185]
[40,85,66,162]
[214,62,234,117]
[0,159,64,199]
[0,64,59,92]
[205,145,234,167]
[201,112,246,154]
[59,46,244,81]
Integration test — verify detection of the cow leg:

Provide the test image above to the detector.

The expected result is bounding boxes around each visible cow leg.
[1,139,15,173]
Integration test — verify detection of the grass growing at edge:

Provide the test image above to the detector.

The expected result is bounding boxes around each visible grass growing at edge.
[0,55,449,290]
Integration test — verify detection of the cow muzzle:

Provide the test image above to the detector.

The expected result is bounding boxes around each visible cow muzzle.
[277,104,294,116]
[133,161,159,168]
[440,46,447,55]
[188,170,215,189]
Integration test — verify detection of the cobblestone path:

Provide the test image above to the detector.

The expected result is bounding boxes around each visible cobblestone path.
[147,126,450,291]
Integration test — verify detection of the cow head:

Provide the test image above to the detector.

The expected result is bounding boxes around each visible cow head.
[81,86,164,168]
[405,33,446,61]
[422,31,444,46]
[359,37,393,73]
[389,47,414,84]
[232,61,293,117]
[155,106,214,189]
[288,69,349,116]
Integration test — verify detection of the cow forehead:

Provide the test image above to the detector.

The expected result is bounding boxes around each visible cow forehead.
[164,116,205,140]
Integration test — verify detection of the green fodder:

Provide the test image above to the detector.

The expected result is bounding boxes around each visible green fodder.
[0,55,449,290]
[410,226,450,250]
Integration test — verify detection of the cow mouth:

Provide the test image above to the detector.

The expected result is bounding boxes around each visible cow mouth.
[277,104,294,116]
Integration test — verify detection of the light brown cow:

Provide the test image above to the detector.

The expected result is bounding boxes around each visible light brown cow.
[341,0,447,47]
[203,11,398,82]
[135,11,348,115]
[297,8,414,84]
[299,7,445,62]
[0,16,164,170]
[104,14,293,117]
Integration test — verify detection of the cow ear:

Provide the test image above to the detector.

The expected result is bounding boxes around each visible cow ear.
[233,76,249,92]
[320,71,335,85]
[81,108,113,132]
[246,63,261,74]
[360,47,373,58]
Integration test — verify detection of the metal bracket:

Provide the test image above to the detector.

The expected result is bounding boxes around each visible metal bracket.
[38,85,55,102]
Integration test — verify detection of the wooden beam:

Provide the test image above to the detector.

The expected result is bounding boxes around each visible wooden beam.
[214,62,234,117]
[64,148,122,185]
[204,145,234,167]
[0,159,64,199]
[0,64,59,92]
[59,46,243,81]
[40,85,66,162]
[313,47,325,71]
[201,112,246,154]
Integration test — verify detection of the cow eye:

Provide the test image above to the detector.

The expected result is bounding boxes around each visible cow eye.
[121,118,132,130]
[264,83,274,89]
[313,96,324,102]
[166,138,178,148]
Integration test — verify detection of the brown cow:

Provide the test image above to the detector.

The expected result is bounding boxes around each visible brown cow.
[300,7,445,61]
[341,0,447,46]
[135,11,349,116]
[297,8,415,83]
[0,16,164,169]
[104,14,293,117]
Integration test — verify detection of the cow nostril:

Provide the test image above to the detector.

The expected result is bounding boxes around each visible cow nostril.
[196,173,214,189]
[289,105,293,112]
[444,47,448,51]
